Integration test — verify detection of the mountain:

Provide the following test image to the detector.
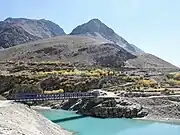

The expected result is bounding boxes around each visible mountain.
[0,35,178,70]
[0,18,65,48]
[0,17,178,70]
[0,35,136,67]
[70,19,144,55]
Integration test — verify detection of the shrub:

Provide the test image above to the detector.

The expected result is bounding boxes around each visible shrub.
[44,89,64,94]
[37,68,116,78]
[174,73,180,81]
[123,77,135,82]
[166,74,174,79]
[138,79,157,88]
[167,79,180,86]
[136,84,141,90]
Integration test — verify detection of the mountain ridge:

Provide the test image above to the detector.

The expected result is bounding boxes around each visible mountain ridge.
[0,17,143,55]
[70,18,144,55]
[0,17,65,48]
[0,17,178,70]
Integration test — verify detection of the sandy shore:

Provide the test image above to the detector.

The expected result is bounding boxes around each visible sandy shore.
[0,100,71,135]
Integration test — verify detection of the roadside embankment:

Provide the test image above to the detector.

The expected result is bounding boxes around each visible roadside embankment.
[0,100,71,135]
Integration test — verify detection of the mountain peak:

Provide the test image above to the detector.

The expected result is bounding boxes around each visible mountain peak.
[4,17,13,22]
[70,18,114,37]
[88,18,102,24]
[4,17,30,22]
[70,18,144,55]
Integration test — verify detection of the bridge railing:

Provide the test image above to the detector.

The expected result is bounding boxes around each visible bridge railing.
[12,92,97,101]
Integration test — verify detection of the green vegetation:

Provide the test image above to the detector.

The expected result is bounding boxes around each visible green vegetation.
[137,79,157,88]
[174,73,180,80]
[37,68,116,78]
[1,60,178,99]
[44,89,64,94]
[166,72,180,86]
[136,84,141,90]
[167,79,180,86]
[122,76,136,82]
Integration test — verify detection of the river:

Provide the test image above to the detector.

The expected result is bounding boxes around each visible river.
[40,109,180,135]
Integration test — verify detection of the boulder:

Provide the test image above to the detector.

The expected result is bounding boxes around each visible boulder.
[137,109,149,117]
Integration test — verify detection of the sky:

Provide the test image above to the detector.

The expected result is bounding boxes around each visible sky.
[0,0,180,67]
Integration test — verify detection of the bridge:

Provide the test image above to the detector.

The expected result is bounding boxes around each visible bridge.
[12,92,98,102]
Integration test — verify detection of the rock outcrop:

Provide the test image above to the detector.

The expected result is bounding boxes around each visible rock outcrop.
[59,98,148,118]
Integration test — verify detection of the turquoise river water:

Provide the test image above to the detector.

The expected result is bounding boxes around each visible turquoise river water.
[40,109,180,135]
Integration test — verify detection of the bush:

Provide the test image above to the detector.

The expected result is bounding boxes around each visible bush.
[136,84,141,90]
[174,73,180,81]
[37,68,116,78]
[167,79,180,86]
[166,74,174,79]
[123,77,135,82]
[138,79,157,88]
[44,89,64,94]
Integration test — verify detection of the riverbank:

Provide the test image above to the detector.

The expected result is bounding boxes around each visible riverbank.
[50,93,180,124]
[36,103,180,125]
[135,117,180,125]
[0,100,71,135]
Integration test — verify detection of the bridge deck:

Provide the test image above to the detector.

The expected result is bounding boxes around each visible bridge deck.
[12,92,97,102]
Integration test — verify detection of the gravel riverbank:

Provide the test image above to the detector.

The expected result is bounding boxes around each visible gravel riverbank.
[0,100,71,135]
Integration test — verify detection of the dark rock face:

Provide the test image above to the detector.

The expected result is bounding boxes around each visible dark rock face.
[0,25,40,48]
[87,43,136,67]
[60,98,148,118]
[0,18,66,48]
[70,19,144,55]
[39,19,65,37]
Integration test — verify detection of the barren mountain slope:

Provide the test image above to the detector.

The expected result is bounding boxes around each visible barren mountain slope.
[126,53,178,70]
[0,35,136,67]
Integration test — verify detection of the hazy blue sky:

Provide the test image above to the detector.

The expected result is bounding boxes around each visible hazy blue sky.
[0,0,180,66]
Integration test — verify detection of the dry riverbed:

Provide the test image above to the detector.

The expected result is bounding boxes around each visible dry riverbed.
[0,100,71,135]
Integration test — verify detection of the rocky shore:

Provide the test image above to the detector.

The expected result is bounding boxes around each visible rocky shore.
[0,101,71,135]
[127,96,180,120]
[51,93,180,122]
[53,97,148,118]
